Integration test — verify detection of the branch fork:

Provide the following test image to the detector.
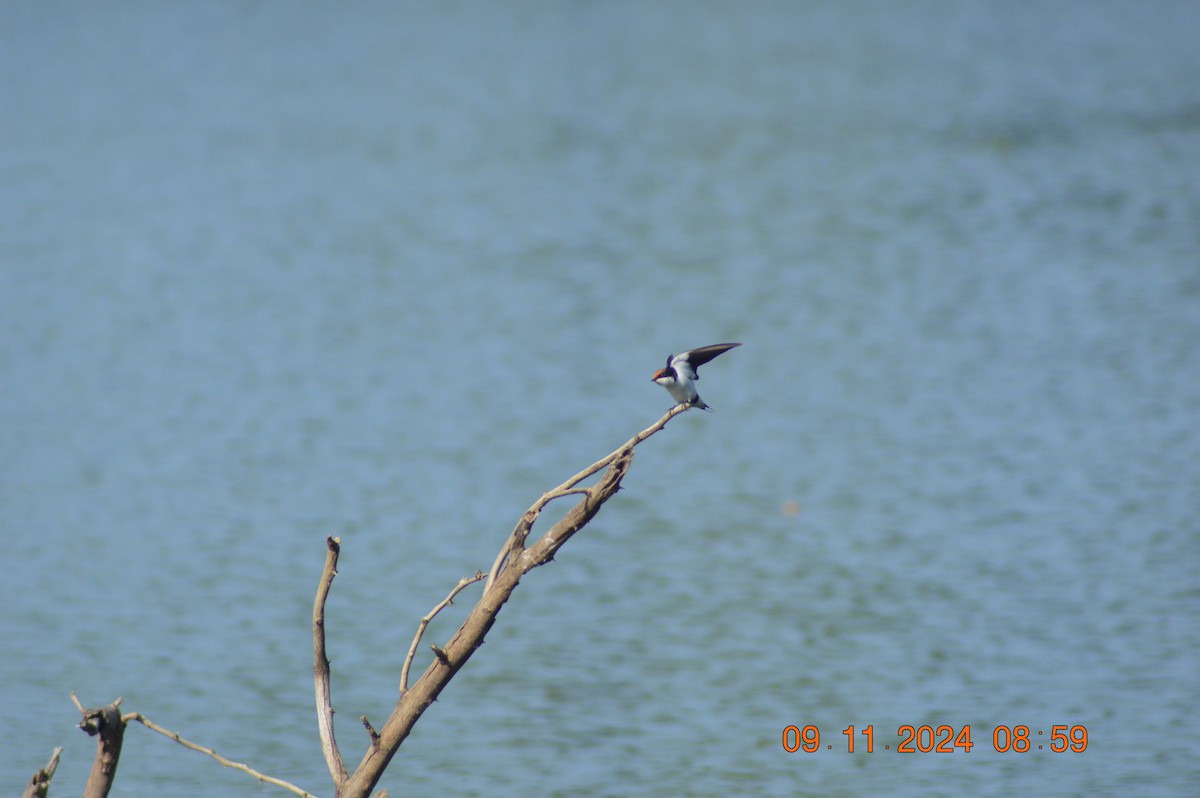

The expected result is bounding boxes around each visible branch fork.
[54,403,695,798]
[312,403,691,796]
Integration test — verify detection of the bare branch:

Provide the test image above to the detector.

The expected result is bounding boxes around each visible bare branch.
[21,746,62,798]
[43,403,701,798]
[541,487,592,501]
[399,571,487,693]
[337,404,692,797]
[125,713,317,797]
[313,536,348,788]
[485,403,690,593]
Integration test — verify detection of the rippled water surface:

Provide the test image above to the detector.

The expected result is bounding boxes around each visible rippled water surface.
[3,3,1198,796]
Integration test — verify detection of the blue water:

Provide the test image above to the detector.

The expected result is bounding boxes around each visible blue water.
[3,3,1198,796]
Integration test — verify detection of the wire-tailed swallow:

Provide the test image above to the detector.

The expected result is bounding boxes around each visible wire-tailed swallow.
[651,343,741,410]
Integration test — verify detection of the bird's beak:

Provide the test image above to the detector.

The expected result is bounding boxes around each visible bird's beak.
[651,369,666,381]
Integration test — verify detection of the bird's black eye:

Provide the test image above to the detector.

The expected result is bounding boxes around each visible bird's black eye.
[664,354,674,369]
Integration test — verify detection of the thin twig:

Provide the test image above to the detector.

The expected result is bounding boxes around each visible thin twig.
[541,487,592,501]
[549,402,691,491]
[313,536,348,787]
[124,712,317,798]
[69,691,94,713]
[400,571,488,693]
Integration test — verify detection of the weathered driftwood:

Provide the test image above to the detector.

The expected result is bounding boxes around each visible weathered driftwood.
[317,403,690,797]
[58,403,694,797]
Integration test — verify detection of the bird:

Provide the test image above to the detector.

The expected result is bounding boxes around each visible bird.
[651,343,741,410]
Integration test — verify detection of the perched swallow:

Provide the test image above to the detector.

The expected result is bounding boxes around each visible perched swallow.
[651,343,741,410]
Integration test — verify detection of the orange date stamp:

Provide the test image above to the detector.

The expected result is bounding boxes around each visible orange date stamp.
[781,724,1088,753]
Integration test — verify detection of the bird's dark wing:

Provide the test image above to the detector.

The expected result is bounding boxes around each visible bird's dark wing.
[679,342,741,377]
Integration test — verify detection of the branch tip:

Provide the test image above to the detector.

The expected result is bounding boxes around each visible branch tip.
[127,712,318,797]
[361,716,380,744]
[399,571,488,692]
